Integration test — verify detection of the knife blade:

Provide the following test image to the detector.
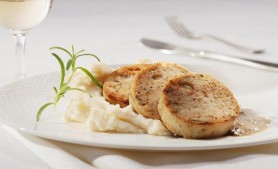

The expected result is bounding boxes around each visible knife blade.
[141,38,278,73]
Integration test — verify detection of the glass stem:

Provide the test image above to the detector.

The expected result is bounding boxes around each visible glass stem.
[13,33,27,79]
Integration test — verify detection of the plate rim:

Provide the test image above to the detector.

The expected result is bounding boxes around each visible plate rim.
[0,66,278,151]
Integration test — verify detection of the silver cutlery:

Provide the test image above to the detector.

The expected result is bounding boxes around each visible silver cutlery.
[141,38,278,73]
[165,16,265,54]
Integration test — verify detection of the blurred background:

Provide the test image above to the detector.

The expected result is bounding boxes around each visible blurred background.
[1,1,278,168]
[0,0,277,80]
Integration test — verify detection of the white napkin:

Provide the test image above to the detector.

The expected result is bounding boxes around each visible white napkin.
[47,135,278,169]
[93,155,148,169]
[4,124,278,169]
[3,125,96,169]
[3,125,148,169]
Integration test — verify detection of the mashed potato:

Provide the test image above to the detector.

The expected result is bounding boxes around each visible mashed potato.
[64,62,171,136]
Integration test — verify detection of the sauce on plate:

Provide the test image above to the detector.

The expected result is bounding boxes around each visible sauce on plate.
[230,109,271,136]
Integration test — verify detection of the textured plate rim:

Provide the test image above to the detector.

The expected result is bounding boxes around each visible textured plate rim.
[0,65,278,151]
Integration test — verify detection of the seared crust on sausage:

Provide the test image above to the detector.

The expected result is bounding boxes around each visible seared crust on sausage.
[103,64,149,107]
[158,74,240,139]
[129,63,189,119]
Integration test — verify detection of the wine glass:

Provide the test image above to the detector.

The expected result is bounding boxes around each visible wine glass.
[0,0,53,79]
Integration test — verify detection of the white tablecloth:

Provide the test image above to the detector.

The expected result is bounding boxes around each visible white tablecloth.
[0,0,278,168]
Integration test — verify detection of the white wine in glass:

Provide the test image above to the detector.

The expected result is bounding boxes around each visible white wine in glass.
[0,0,53,79]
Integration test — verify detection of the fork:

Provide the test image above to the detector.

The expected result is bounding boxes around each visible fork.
[165,16,265,54]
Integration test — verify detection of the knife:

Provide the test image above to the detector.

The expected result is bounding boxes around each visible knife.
[141,38,278,73]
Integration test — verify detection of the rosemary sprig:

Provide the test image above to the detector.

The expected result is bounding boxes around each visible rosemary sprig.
[36,46,102,122]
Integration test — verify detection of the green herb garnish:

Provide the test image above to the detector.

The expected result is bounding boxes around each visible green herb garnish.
[36,46,102,122]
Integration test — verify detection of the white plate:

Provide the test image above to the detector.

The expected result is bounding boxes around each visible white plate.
[0,64,278,151]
